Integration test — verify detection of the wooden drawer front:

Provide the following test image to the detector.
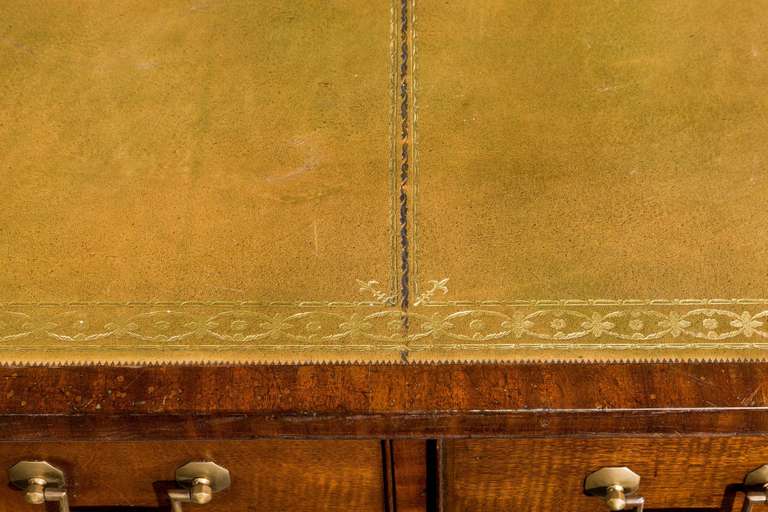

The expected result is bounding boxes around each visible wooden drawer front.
[0,440,385,512]
[443,436,768,511]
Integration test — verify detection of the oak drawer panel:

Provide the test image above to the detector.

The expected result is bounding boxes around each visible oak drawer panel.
[443,436,768,511]
[0,440,385,512]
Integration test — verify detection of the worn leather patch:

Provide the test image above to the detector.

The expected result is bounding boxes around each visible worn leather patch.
[1,0,767,363]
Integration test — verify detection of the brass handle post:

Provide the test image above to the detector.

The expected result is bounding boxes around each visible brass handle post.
[168,462,230,512]
[605,484,626,510]
[585,467,644,511]
[8,461,70,512]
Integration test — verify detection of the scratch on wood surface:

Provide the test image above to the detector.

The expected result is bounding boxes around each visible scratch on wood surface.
[741,384,764,406]
[677,369,718,388]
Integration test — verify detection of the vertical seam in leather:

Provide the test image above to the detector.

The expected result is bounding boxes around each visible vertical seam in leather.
[399,0,411,316]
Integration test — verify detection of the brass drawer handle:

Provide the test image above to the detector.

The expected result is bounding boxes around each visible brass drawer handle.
[167,461,231,512]
[7,460,229,512]
[8,461,70,512]
[585,467,645,511]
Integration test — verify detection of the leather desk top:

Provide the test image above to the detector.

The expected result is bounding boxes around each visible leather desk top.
[1,0,767,364]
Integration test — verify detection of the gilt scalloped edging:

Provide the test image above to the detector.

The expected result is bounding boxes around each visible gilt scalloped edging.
[3,354,768,367]
[421,298,768,307]
[0,301,391,308]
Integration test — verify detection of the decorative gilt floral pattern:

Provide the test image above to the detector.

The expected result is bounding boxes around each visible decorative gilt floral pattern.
[0,308,408,346]
[1,280,767,359]
[1,305,767,347]
[413,278,449,305]
[409,308,768,342]
[356,280,396,306]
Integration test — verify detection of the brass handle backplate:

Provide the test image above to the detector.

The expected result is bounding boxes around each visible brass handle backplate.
[168,461,231,512]
[8,461,70,512]
[585,467,645,511]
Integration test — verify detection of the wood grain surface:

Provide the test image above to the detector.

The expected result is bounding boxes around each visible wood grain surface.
[391,441,428,512]
[1,363,768,440]
[0,440,385,512]
[443,437,768,511]
[2,363,767,510]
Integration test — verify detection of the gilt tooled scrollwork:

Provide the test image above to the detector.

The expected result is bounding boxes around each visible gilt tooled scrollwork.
[406,279,768,343]
[408,308,768,343]
[0,308,410,346]
[1,305,767,347]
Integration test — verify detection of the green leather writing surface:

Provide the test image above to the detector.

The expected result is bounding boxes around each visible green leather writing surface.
[1,0,767,363]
